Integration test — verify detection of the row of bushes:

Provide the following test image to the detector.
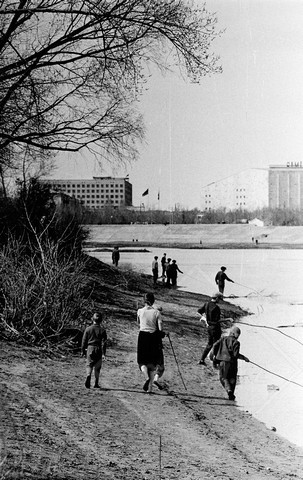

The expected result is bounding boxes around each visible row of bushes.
[0,179,96,349]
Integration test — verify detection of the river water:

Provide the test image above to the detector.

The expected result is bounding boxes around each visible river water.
[87,246,303,449]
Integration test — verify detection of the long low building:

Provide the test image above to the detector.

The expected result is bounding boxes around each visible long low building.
[40,176,132,209]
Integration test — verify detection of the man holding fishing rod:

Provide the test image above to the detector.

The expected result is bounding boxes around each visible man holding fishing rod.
[215,266,234,295]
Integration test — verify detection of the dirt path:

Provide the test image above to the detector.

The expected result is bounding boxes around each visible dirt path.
[1,322,303,480]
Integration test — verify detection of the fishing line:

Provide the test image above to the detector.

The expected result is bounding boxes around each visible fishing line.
[239,321,303,347]
[249,360,303,389]
[233,281,269,297]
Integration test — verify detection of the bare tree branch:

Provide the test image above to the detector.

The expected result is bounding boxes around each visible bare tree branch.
[0,0,222,173]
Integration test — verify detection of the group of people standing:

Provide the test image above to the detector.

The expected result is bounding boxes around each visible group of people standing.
[152,253,183,288]
[81,262,248,401]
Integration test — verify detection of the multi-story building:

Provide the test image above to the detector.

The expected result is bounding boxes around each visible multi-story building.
[201,168,269,211]
[40,176,132,209]
[269,162,303,209]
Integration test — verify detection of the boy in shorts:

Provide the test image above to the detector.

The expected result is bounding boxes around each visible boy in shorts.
[81,312,107,389]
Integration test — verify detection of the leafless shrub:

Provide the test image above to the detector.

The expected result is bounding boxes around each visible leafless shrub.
[0,237,94,347]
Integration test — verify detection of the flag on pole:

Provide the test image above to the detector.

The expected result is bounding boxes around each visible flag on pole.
[142,189,149,197]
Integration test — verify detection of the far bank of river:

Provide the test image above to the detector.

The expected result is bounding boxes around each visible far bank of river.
[86,245,303,449]
[84,223,303,249]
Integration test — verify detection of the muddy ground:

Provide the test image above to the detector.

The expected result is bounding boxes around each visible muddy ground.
[1,260,303,480]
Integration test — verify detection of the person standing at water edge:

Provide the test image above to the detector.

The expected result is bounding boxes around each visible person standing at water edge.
[165,258,172,287]
[81,312,107,389]
[197,292,223,365]
[112,246,120,267]
[170,259,183,288]
[152,256,159,285]
[137,292,163,393]
[161,253,167,278]
[215,266,234,294]
[212,326,249,400]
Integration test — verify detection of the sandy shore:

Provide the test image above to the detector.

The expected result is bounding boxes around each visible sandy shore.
[1,257,303,480]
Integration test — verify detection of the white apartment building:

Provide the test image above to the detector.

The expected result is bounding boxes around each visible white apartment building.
[40,176,132,209]
[201,168,269,211]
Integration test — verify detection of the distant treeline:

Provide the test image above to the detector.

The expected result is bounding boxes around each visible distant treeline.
[82,206,303,226]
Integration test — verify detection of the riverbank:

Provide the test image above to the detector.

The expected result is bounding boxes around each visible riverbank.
[1,257,303,480]
[84,223,303,249]
[84,241,303,250]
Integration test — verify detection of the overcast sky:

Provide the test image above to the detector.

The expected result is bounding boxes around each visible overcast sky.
[51,0,303,210]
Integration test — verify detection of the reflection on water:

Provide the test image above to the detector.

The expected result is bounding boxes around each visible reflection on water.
[87,245,303,448]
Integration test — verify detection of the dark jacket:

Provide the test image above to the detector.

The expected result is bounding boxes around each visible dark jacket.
[198,301,221,328]
[81,324,107,355]
[215,271,233,286]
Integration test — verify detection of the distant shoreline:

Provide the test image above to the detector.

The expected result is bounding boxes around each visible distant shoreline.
[84,241,303,250]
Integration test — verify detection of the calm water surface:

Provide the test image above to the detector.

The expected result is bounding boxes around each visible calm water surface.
[87,246,303,448]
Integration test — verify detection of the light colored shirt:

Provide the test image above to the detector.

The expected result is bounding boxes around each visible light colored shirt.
[152,259,158,271]
[137,305,162,332]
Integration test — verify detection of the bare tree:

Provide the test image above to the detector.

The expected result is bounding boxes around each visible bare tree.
[0,0,221,171]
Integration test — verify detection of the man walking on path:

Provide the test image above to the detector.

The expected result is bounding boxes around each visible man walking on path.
[81,312,107,389]
[212,326,249,400]
[152,256,159,285]
[215,266,234,294]
[197,292,223,366]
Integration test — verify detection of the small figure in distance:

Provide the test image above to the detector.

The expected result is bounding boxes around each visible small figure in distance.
[197,291,223,366]
[112,246,120,267]
[152,256,159,285]
[165,258,172,287]
[215,266,234,295]
[81,312,107,389]
[161,253,167,279]
[212,326,249,401]
[170,259,183,288]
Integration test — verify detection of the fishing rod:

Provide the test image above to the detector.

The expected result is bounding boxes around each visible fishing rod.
[233,281,268,297]
[167,333,187,391]
[249,360,303,389]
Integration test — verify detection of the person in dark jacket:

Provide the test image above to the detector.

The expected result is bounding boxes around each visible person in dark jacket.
[212,326,249,400]
[112,246,120,267]
[215,266,234,294]
[152,256,159,285]
[161,253,167,278]
[170,259,183,288]
[165,258,172,287]
[81,312,107,389]
[197,292,223,365]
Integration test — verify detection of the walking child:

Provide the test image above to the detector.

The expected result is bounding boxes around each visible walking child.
[212,326,249,400]
[81,312,107,389]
